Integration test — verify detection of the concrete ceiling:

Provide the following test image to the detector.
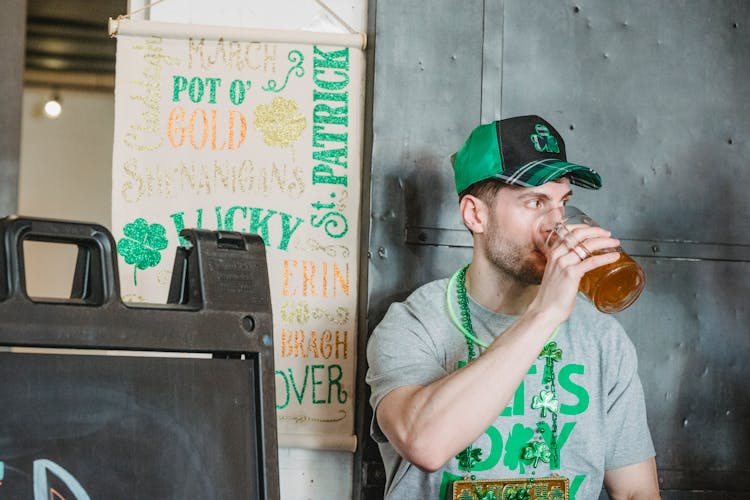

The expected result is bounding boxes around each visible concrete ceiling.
[25,0,126,90]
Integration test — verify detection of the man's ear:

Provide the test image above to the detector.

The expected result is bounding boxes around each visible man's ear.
[459,195,488,234]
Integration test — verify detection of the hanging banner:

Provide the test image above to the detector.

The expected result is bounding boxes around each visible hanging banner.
[111,19,364,451]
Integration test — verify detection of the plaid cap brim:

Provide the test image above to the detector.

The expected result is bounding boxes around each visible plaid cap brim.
[495,159,602,189]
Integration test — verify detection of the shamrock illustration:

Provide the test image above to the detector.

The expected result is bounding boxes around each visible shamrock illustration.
[117,218,169,286]
[504,424,535,472]
[456,446,483,471]
[521,441,551,468]
[531,390,560,418]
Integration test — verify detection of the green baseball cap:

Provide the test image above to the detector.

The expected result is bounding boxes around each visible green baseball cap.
[453,115,602,195]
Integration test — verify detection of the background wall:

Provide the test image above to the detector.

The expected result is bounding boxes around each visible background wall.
[18,88,114,299]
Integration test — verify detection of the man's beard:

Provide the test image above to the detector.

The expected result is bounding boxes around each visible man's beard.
[483,224,545,286]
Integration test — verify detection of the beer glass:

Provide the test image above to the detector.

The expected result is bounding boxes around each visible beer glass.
[547,206,646,313]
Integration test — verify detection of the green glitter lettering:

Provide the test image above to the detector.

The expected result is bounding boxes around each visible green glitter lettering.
[312,165,347,186]
[205,77,221,103]
[289,366,309,404]
[313,103,349,126]
[223,205,247,231]
[275,369,291,409]
[313,46,349,69]
[311,364,325,404]
[312,146,348,167]
[172,75,188,102]
[313,89,348,102]
[188,76,205,103]
[278,212,304,251]
[312,125,347,149]
[327,364,347,404]
[248,207,276,246]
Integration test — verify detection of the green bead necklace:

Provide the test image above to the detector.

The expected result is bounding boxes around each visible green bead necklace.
[452,264,563,499]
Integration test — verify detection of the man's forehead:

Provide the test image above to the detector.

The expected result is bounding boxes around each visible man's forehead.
[506,177,572,197]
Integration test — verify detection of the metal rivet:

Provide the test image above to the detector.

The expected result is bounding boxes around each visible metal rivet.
[242,315,255,332]
[378,247,387,258]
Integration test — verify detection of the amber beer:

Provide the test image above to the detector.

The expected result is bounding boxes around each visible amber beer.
[579,249,646,313]
[553,206,646,313]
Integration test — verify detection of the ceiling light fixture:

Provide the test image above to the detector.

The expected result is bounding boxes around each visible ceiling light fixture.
[43,92,62,119]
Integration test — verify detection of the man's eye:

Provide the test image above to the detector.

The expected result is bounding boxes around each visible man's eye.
[526,200,542,208]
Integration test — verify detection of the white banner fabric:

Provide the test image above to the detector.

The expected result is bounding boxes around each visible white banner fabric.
[111,22,364,451]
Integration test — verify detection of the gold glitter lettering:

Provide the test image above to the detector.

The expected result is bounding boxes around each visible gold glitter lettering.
[120,159,304,201]
[120,158,144,203]
[188,38,277,72]
[119,158,174,202]
[124,37,179,152]
[280,301,351,326]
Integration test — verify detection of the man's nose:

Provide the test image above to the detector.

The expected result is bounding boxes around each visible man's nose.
[538,206,566,231]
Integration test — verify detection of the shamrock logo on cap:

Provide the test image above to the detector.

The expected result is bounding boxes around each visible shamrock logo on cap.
[530,124,560,154]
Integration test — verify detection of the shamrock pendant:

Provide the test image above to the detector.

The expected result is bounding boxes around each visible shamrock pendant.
[531,389,560,418]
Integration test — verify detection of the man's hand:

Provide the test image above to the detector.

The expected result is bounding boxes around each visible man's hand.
[529,224,621,324]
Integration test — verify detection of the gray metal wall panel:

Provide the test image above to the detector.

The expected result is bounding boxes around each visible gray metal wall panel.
[0,0,26,217]
[500,0,750,245]
[368,0,486,320]
[616,259,750,493]
[361,0,750,497]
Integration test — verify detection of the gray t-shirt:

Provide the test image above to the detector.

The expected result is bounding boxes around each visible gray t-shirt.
[366,278,655,500]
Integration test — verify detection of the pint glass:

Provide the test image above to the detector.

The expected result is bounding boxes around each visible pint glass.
[551,206,646,314]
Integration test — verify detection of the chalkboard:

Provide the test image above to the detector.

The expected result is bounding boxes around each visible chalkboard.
[0,216,279,500]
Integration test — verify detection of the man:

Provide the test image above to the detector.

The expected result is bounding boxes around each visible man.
[366,115,659,500]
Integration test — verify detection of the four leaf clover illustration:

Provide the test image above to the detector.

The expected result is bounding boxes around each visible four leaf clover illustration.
[117,218,169,285]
